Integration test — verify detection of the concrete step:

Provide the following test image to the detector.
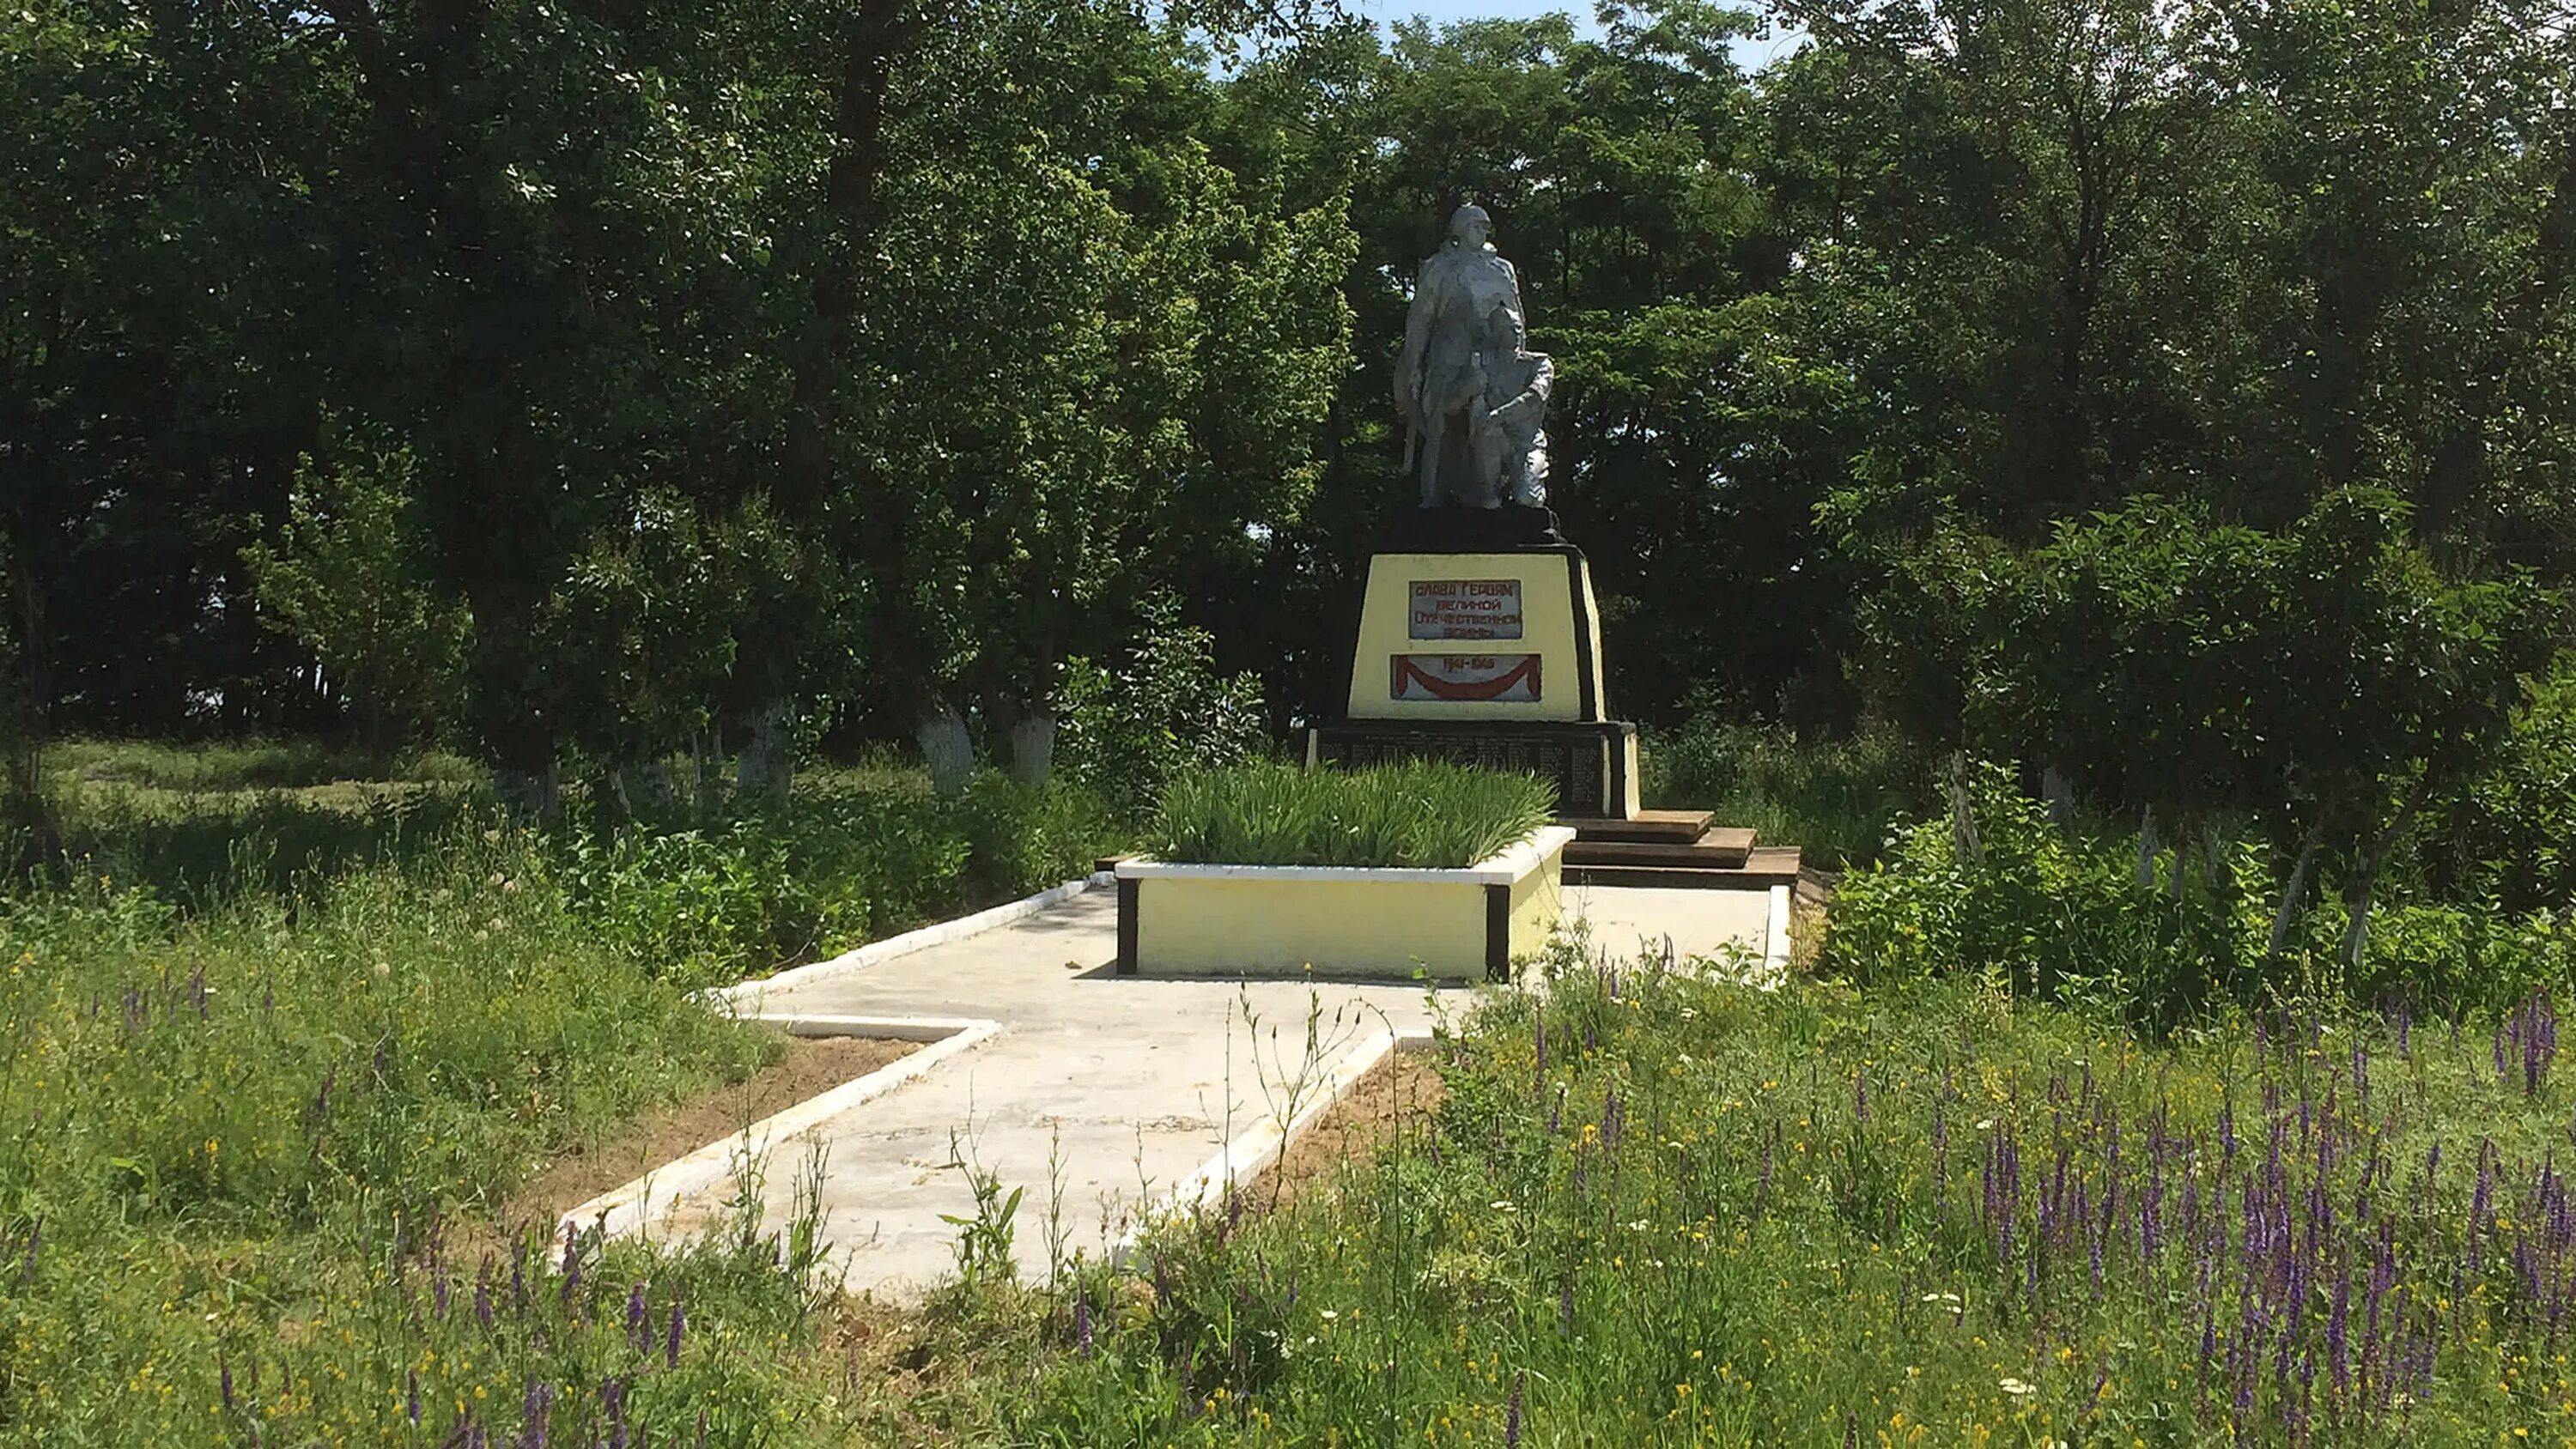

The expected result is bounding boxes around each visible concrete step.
[1565,846,1803,891]
[1563,834,1756,870]
[1558,808,1715,844]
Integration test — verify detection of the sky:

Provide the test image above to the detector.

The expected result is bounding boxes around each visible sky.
[1350,0,1810,70]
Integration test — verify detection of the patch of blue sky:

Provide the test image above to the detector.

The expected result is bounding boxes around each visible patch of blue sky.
[1355,0,1808,70]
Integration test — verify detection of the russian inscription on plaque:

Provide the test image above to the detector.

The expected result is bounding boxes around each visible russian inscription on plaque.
[1408,579,1523,640]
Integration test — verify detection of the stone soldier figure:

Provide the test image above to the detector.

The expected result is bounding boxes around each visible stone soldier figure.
[1395,204,1526,508]
[1473,303,1553,506]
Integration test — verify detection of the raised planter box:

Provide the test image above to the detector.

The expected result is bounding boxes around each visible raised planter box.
[1113,826,1574,981]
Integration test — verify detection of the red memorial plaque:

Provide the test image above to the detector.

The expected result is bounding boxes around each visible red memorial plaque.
[1389,653,1542,704]
[1408,579,1523,640]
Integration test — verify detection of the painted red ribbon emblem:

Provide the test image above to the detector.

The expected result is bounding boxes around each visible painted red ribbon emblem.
[1391,654,1541,702]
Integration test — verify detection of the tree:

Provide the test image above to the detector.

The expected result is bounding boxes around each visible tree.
[241,435,471,760]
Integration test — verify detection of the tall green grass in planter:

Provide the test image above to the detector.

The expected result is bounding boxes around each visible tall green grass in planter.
[1148,761,1554,870]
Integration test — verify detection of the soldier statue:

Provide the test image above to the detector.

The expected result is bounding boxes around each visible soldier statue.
[1394,204,1553,510]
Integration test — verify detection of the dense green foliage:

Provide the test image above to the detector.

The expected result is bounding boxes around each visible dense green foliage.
[562,770,1116,988]
[1149,761,1557,868]
[1826,761,2576,1025]
[1643,718,1929,870]
[8,0,2567,825]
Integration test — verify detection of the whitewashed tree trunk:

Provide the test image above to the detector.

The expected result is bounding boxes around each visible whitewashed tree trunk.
[1946,751,1982,864]
[917,691,973,796]
[618,759,676,815]
[495,759,562,821]
[2136,804,2158,891]
[2343,790,2427,971]
[1004,706,1055,788]
[2269,827,2324,959]
[2040,765,2076,831]
[736,700,796,803]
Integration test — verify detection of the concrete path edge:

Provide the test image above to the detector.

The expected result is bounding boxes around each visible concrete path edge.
[559,1014,1005,1240]
[1111,1026,1439,1268]
[706,873,1110,1012]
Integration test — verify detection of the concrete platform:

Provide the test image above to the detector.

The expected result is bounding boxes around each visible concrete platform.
[587,880,1779,1298]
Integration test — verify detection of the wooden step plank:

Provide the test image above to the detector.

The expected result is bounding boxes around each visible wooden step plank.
[1564,837,1755,870]
[1558,808,1716,844]
[1564,845,1803,892]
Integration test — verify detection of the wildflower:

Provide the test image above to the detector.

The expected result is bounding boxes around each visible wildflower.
[667,1291,684,1368]
[521,1381,553,1449]
[559,1225,581,1312]
[1504,1370,1524,1446]
[1999,1377,2035,1398]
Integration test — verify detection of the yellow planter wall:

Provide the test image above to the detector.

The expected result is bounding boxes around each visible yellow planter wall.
[1115,829,1571,980]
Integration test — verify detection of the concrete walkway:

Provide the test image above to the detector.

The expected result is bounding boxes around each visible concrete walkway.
[592,882,1774,1298]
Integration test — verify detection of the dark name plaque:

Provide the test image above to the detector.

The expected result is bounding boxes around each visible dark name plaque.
[1308,720,1633,819]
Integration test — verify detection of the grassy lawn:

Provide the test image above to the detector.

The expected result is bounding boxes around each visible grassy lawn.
[8,742,2572,1445]
[989,947,2576,1446]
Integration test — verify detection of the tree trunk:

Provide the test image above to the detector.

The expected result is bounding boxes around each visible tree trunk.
[1947,751,1983,865]
[2268,826,2324,960]
[2135,804,2157,892]
[1003,705,1055,789]
[2342,788,2427,972]
[736,700,796,803]
[916,689,973,797]
[494,759,561,821]
[2039,764,2076,831]
[617,758,676,816]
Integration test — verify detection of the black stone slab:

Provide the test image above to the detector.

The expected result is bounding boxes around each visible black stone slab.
[1376,503,1566,553]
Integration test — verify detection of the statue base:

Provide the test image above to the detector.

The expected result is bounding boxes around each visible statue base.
[1315,543,1643,821]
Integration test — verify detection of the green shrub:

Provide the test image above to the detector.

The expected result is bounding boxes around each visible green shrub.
[1825,758,2576,1020]
[2421,658,2576,914]
[1640,717,1928,870]
[1147,761,1554,869]
[1054,604,1268,821]
[565,771,1118,987]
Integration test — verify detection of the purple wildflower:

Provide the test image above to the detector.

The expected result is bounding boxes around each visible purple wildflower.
[221,1355,234,1411]
[1505,1370,1525,1447]
[668,1291,685,1368]
[560,1224,581,1312]
[522,1381,553,1449]
[409,1369,421,1424]
[627,1282,651,1356]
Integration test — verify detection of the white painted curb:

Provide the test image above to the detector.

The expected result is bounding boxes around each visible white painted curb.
[1115,827,1577,887]
[707,873,1108,1011]
[1765,883,1793,981]
[559,1014,1004,1242]
[1111,1026,1437,1268]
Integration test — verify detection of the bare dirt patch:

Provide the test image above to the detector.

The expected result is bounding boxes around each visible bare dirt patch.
[1252,1047,1448,1212]
[516,1033,919,1222]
